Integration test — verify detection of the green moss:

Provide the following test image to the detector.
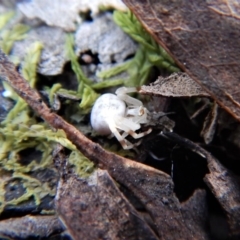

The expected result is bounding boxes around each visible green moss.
[98,10,180,87]
[92,79,124,90]
[0,27,96,214]
[1,173,55,213]
[0,24,30,54]
[0,8,179,214]
[2,42,43,124]
[68,151,95,178]
[48,83,62,106]
[0,11,15,30]
[65,34,125,113]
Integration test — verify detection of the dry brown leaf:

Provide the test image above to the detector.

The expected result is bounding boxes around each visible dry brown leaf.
[124,0,240,122]
[55,169,158,240]
[140,73,209,97]
[204,155,240,238]
[181,189,209,240]
[0,215,63,239]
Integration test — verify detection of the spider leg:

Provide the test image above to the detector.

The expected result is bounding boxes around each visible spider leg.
[107,118,136,149]
[115,117,152,139]
[127,106,149,124]
[122,131,129,139]
[116,87,142,106]
[116,117,141,132]
[116,87,137,94]
[128,128,152,139]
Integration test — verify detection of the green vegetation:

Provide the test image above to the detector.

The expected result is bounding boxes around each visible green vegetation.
[0,9,178,213]
[0,23,29,55]
[0,22,95,213]
[65,34,125,112]
[98,10,179,86]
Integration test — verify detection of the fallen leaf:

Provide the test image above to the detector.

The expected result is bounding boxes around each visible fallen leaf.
[123,0,240,122]
[204,154,240,237]
[55,169,158,240]
[181,189,209,240]
[139,72,209,97]
[0,215,63,239]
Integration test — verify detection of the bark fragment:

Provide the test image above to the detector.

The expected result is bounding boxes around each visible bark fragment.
[55,169,158,240]
[0,215,63,239]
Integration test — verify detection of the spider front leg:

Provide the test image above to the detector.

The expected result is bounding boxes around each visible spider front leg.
[128,128,152,139]
[116,87,142,106]
[115,117,152,139]
[116,87,149,124]
[127,106,149,124]
[107,118,141,150]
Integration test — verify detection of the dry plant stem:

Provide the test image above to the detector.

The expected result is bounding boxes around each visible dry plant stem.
[0,51,196,239]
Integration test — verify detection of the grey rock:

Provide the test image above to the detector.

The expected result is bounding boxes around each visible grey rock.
[17,0,127,31]
[17,0,82,31]
[12,26,68,76]
[75,13,137,64]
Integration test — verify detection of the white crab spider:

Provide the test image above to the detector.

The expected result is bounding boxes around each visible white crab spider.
[90,87,152,149]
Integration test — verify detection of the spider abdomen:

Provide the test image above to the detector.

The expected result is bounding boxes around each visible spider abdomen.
[90,93,126,135]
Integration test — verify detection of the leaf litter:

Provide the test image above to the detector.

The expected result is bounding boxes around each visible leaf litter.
[122,1,240,237]
[0,1,239,239]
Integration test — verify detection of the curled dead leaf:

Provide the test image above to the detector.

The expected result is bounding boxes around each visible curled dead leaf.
[139,72,209,97]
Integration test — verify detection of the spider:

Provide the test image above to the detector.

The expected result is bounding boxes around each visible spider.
[90,87,152,149]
